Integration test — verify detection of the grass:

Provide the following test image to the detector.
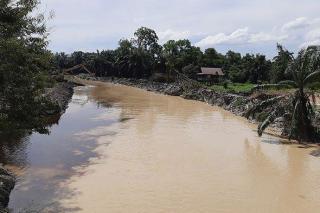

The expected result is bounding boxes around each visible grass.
[207,83,255,93]
[206,82,299,95]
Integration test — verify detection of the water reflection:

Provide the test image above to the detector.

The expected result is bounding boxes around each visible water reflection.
[0,132,29,168]
[7,86,121,211]
[0,114,62,168]
[5,82,320,212]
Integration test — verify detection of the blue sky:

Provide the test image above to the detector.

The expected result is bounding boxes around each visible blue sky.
[40,0,320,58]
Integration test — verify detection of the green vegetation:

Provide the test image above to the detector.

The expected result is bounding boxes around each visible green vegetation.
[52,28,300,93]
[270,44,293,83]
[53,27,273,85]
[246,46,320,142]
[208,83,255,93]
[0,0,55,133]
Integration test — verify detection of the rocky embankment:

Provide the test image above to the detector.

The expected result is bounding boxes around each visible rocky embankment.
[44,82,76,115]
[0,168,15,212]
[76,75,292,136]
[0,82,75,212]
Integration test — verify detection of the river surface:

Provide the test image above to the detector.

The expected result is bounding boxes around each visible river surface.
[5,80,320,212]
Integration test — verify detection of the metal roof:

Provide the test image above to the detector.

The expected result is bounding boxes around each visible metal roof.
[198,67,224,76]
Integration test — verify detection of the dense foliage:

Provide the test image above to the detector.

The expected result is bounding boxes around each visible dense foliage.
[53,27,282,84]
[0,0,54,132]
[270,44,293,83]
[247,46,320,142]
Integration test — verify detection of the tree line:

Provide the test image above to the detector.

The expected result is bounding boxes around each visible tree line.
[53,27,293,84]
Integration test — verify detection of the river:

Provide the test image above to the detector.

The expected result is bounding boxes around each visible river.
[6,81,320,212]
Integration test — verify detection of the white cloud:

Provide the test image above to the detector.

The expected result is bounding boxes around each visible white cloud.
[281,17,310,32]
[195,28,287,49]
[39,0,320,56]
[300,28,320,48]
[195,27,249,47]
[298,18,320,48]
[158,29,191,43]
[195,16,320,51]
[300,39,320,48]
[249,32,287,43]
[305,28,320,41]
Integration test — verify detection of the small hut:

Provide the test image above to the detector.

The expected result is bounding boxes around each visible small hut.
[197,67,224,83]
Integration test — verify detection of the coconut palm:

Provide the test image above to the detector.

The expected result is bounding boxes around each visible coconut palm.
[247,46,320,142]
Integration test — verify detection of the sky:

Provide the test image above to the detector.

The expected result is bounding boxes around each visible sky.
[40,0,320,58]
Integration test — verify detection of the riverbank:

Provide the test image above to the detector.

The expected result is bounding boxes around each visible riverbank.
[44,82,77,115]
[0,81,75,212]
[0,168,15,212]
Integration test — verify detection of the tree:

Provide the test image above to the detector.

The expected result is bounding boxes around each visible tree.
[225,50,242,65]
[115,39,134,77]
[133,27,159,53]
[131,27,161,78]
[163,39,202,80]
[228,65,247,83]
[163,40,178,81]
[71,51,85,65]
[99,50,116,76]
[247,54,271,84]
[54,52,69,70]
[201,48,224,67]
[247,46,320,142]
[128,48,151,78]
[0,0,54,132]
[223,50,242,78]
[270,44,293,83]
[182,64,200,79]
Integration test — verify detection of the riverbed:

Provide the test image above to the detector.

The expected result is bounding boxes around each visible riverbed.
[6,81,320,212]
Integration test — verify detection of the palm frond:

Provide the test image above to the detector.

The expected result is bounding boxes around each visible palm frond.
[245,96,285,118]
[252,84,292,92]
[277,80,297,87]
[303,70,320,85]
[285,61,297,82]
[258,112,276,136]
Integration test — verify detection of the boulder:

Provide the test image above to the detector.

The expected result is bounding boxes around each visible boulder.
[0,167,15,211]
[164,85,183,96]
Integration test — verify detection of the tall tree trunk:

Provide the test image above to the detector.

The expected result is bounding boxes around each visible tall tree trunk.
[298,92,314,142]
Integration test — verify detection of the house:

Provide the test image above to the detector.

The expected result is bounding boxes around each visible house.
[197,67,225,83]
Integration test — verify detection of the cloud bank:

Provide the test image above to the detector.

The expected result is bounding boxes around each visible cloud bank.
[195,27,287,47]
[40,0,320,57]
[195,17,320,51]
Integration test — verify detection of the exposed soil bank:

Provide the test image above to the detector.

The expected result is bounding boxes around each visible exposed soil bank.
[0,81,75,212]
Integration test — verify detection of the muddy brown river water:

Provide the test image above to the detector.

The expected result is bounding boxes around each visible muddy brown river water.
[5,81,320,212]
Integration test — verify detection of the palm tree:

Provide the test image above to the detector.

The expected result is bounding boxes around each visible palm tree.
[117,48,150,78]
[247,46,320,142]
